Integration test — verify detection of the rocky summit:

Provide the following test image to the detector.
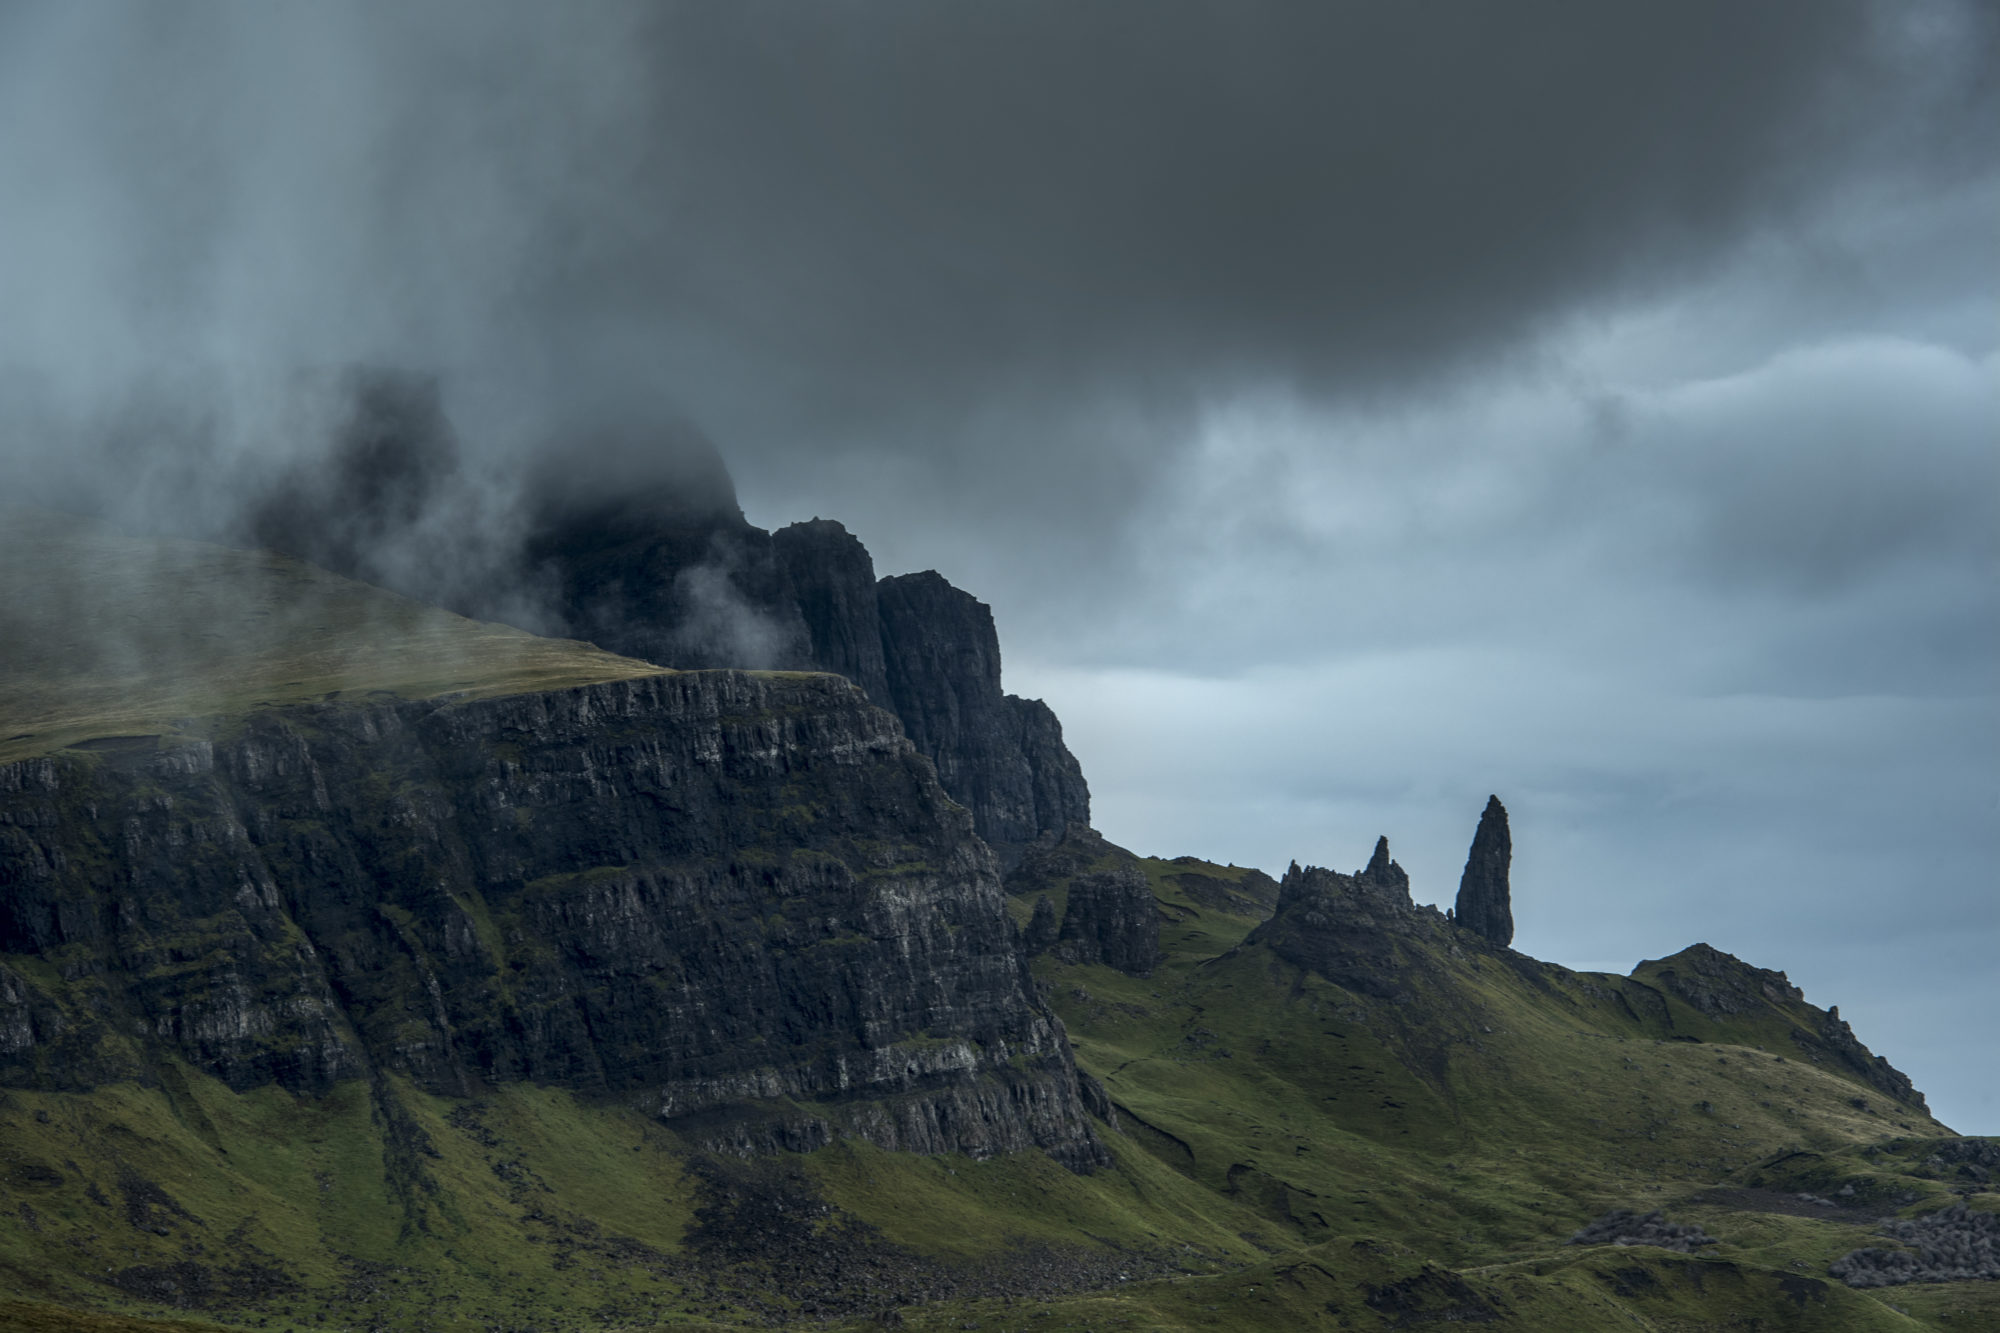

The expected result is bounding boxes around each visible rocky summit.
[0,514,1992,1333]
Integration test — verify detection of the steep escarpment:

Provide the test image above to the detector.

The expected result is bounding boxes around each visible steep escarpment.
[0,672,1106,1169]
[236,374,1092,863]
[874,571,1089,863]
[529,514,1090,865]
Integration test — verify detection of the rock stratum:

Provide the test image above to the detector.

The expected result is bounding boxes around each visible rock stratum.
[0,671,1105,1170]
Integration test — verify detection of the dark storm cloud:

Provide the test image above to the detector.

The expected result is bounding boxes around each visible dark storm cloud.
[610,0,1995,583]
[619,1,1970,404]
[3,0,1991,525]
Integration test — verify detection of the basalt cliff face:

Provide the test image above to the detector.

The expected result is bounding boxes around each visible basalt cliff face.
[522,510,1089,868]
[0,672,1107,1169]
[242,374,1090,867]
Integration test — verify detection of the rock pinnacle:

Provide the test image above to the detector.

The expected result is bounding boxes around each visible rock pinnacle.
[1453,795,1514,947]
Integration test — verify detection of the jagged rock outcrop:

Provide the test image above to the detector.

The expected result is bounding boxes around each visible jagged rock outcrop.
[1830,1203,2000,1287]
[1361,835,1410,896]
[1247,839,1441,1004]
[1568,1209,1716,1253]
[0,674,1108,1170]
[1055,867,1160,977]
[1022,894,1060,957]
[1647,942,1805,1017]
[1235,839,1934,1133]
[876,572,1089,866]
[771,519,892,704]
[238,374,1091,865]
[1452,795,1513,947]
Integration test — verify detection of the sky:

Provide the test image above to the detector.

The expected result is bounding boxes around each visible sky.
[0,2,1994,1128]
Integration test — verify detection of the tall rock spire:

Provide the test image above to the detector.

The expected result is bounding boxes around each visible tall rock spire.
[1453,795,1514,947]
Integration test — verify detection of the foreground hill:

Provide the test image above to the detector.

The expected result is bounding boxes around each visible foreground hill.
[0,520,1994,1331]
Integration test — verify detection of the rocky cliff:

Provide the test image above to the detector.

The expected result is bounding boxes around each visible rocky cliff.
[241,373,1090,866]
[874,572,1089,863]
[0,672,1107,1169]
[527,511,1090,866]
[1054,867,1160,977]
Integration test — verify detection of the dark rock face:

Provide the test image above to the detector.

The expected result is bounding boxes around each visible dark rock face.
[1452,795,1513,948]
[1006,823,1121,890]
[771,519,892,704]
[1248,840,1441,1004]
[876,573,1089,866]
[532,535,1090,865]
[0,675,1106,1170]
[1074,1070,1121,1129]
[235,377,1091,866]
[1022,894,1060,957]
[1056,868,1160,977]
[1001,824,1163,974]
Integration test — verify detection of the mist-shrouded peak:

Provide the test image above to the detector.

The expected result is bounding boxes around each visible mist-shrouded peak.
[245,368,464,592]
[520,418,744,556]
[222,365,743,634]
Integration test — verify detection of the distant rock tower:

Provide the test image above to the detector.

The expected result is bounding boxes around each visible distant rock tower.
[1453,795,1514,947]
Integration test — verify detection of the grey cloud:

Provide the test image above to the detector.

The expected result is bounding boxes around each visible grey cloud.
[3,2,1993,542]
[1039,336,1995,692]
[1619,345,1998,595]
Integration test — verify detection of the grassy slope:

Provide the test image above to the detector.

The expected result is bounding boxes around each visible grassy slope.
[1009,845,1996,1330]
[0,508,668,764]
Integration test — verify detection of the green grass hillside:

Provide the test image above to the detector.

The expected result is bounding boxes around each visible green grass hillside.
[1007,834,1998,1330]
[0,508,669,764]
